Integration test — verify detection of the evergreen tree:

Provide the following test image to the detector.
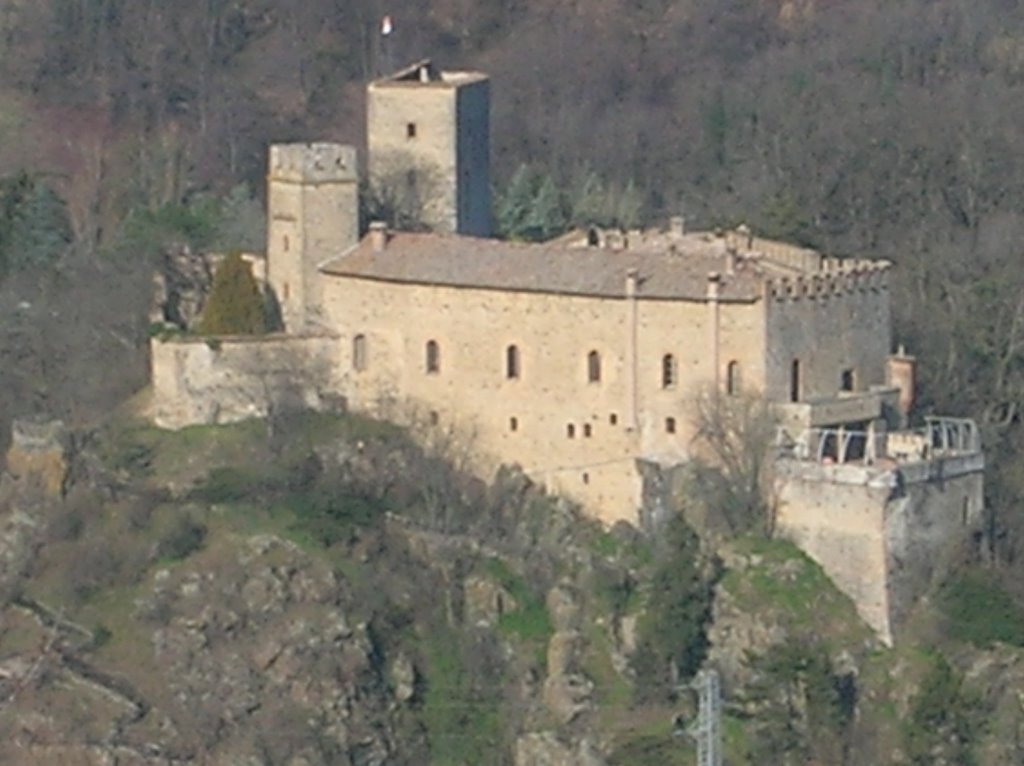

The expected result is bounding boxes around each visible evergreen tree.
[0,173,72,278]
[196,251,268,335]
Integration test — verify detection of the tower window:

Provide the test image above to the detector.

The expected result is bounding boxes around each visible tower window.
[587,350,602,383]
[283,235,289,252]
[352,334,367,372]
[840,368,855,392]
[665,417,677,434]
[426,340,440,374]
[790,359,802,403]
[609,413,618,426]
[429,410,439,425]
[583,424,593,438]
[582,472,590,484]
[506,345,520,379]
[407,122,417,138]
[567,423,576,439]
[509,416,519,432]
[726,361,741,395]
[662,354,677,389]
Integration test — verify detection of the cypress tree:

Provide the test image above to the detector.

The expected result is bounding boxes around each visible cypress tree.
[196,251,268,335]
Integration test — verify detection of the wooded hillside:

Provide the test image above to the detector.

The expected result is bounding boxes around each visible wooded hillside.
[2,0,1024,567]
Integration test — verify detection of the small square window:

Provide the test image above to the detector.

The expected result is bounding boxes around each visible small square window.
[407,122,417,138]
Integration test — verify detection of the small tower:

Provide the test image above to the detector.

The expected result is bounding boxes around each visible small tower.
[266,143,359,332]
[367,59,491,236]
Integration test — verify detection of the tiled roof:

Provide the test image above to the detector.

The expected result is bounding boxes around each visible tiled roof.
[320,231,772,302]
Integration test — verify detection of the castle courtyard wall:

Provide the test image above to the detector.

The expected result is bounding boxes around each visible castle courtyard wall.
[150,335,341,429]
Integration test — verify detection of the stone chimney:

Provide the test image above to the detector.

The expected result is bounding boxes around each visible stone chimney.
[886,344,916,427]
[369,221,388,253]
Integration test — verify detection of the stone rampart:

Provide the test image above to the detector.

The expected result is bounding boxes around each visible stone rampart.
[150,335,342,429]
[774,452,984,644]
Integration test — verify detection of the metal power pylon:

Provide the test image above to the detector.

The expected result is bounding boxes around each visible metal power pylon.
[691,668,723,766]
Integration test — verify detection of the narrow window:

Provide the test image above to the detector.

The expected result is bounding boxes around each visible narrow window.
[583,424,593,438]
[506,345,520,379]
[609,413,618,426]
[567,423,576,439]
[587,350,602,383]
[662,354,676,389]
[282,282,290,301]
[582,472,590,485]
[426,340,440,374]
[587,227,599,247]
[665,417,677,434]
[429,410,439,425]
[509,416,518,432]
[352,334,367,372]
[840,368,855,392]
[406,122,417,138]
[283,235,289,252]
[727,361,740,395]
[790,359,801,403]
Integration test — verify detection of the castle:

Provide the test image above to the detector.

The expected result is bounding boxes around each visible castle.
[149,60,984,644]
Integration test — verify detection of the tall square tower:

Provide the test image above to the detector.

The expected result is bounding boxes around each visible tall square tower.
[266,143,359,332]
[367,60,491,236]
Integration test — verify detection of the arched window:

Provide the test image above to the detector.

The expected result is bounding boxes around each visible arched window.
[426,340,440,374]
[506,345,520,379]
[662,354,677,389]
[352,334,367,372]
[567,423,576,439]
[583,424,592,438]
[587,350,602,383]
[790,359,801,403]
[726,361,740,395]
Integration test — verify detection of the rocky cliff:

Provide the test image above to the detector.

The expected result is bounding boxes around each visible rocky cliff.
[0,412,1021,765]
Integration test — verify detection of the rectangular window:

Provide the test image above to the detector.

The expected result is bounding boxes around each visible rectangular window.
[407,122,417,138]
[840,368,855,392]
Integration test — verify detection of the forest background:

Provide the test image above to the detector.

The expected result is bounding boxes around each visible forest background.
[1,0,1022,577]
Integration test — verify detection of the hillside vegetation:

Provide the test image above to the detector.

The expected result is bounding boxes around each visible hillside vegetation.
[2,412,1023,764]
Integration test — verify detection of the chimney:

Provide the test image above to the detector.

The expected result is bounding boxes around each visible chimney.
[669,215,686,238]
[886,344,916,427]
[736,223,753,249]
[706,271,721,300]
[369,220,388,252]
[625,268,639,298]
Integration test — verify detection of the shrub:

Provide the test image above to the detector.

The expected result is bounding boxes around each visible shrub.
[940,570,1024,647]
[157,516,207,560]
[195,251,268,335]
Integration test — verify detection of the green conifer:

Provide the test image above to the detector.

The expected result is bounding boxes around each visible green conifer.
[196,251,268,335]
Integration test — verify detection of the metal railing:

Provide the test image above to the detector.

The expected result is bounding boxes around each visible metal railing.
[776,416,980,466]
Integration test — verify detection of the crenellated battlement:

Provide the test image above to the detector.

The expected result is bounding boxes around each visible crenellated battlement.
[268,143,358,185]
[766,263,890,302]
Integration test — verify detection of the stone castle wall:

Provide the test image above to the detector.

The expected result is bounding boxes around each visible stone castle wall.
[774,453,984,643]
[150,335,342,429]
[764,265,892,403]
